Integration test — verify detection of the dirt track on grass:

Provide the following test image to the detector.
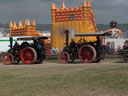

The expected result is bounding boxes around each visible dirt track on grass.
[0,58,127,69]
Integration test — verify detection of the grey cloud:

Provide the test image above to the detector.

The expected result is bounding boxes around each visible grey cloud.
[0,0,27,3]
[93,0,128,8]
[0,0,128,24]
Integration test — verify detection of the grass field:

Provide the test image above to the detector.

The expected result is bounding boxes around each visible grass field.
[0,59,128,96]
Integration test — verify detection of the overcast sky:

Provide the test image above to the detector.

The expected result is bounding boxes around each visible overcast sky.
[0,0,128,24]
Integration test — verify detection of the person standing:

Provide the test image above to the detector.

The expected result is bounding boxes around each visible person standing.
[54,46,58,54]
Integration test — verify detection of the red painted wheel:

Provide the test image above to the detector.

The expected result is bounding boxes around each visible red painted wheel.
[78,45,96,63]
[58,51,69,64]
[20,47,37,64]
[2,53,13,65]
[13,57,20,64]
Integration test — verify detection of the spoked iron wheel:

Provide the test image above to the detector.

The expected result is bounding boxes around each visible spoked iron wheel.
[2,53,13,65]
[20,47,37,64]
[58,51,69,64]
[68,54,75,63]
[123,55,128,63]
[35,52,45,64]
[78,45,96,63]
[13,57,20,64]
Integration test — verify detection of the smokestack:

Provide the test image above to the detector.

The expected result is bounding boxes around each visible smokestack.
[65,30,69,47]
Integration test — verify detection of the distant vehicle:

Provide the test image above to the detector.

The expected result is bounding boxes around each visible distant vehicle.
[118,40,128,62]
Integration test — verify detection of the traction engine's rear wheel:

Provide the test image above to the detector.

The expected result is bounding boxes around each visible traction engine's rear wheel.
[20,47,37,64]
[2,53,13,65]
[78,45,96,63]
[58,51,69,64]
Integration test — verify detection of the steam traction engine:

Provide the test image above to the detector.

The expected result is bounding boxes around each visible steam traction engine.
[59,30,109,63]
[2,19,49,65]
[2,37,48,64]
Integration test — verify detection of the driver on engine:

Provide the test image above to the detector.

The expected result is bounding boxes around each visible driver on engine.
[103,21,122,38]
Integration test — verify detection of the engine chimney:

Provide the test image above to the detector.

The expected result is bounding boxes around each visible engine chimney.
[65,30,69,47]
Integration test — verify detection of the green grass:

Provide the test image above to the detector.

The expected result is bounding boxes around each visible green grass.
[0,61,128,96]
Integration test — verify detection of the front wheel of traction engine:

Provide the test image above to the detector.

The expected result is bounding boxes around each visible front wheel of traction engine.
[58,51,69,64]
[123,55,128,63]
[20,47,37,64]
[13,57,20,64]
[68,54,75,63]
[2,53,13,65]
[78,45,96,63]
